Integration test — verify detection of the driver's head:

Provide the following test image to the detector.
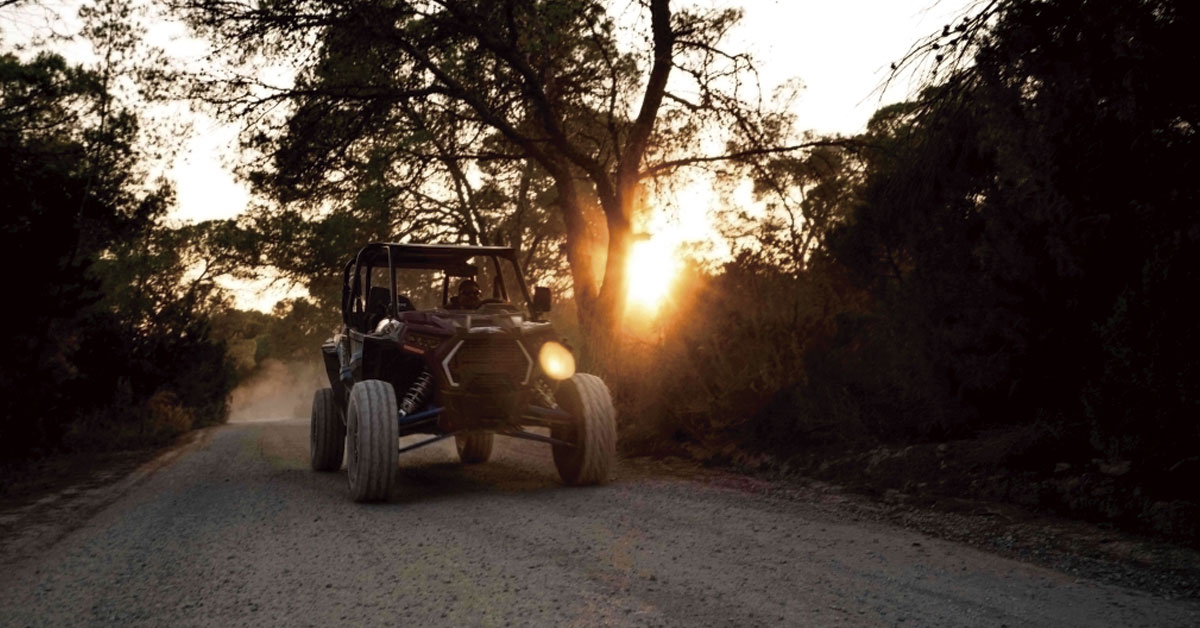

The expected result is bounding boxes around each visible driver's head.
[457,279,482,309]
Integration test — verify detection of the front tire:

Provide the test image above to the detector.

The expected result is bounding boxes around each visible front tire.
[551,374,617,485]
[346,380,399,502]
[310,387,345,471]
[455,432,494,463]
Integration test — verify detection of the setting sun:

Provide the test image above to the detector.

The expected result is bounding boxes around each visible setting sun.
[626,238,679,313]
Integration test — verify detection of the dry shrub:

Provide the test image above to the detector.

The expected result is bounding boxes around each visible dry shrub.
[609,259,851,456]
[62,388,195,452]
[143,390,195,440]
[226,337,259,376]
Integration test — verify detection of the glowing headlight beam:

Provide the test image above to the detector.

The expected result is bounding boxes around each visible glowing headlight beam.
[538,341,576,381]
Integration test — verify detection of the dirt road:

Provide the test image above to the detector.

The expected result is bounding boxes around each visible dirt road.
[1,418,1196,626]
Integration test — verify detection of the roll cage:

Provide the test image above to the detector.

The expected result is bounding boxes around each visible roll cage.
[341,242,535,331]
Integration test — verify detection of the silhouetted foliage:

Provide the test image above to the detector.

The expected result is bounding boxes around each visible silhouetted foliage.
[0,51,235,458]
[802,0,1198,495]
[612,252,864,455]
[212,298,338,373]
[177,0,810,354]
[611,0,1200,538]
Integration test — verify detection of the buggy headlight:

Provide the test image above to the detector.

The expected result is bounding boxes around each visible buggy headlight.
[538,341,575,381]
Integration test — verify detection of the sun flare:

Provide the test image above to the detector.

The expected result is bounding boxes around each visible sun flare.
[626,238,679,313]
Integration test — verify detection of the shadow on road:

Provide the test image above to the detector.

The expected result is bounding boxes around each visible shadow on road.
[263,418,580,506]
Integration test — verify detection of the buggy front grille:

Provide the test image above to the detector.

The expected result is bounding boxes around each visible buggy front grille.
[467,373,516,395]
[442,338,533,386]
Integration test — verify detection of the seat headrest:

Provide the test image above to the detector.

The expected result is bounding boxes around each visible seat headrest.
[366,286,391,311]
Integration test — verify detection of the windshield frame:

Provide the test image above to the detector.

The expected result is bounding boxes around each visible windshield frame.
[341,243,534,327]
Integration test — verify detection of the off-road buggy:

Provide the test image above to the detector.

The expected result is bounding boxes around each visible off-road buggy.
[310,242,617,502]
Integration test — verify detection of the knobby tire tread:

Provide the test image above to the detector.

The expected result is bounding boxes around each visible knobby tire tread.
[553,373,617,486]
[310,388,345,471]
[456,432,494,463]
[348,380,398,502]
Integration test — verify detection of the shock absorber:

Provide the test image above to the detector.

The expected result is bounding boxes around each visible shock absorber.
[399,369,434,417]
[534,377,558,409]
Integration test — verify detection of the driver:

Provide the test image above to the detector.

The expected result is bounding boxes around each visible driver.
[456,278,483,309]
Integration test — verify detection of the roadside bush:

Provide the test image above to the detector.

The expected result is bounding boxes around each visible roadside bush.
[26,309,235,456]
[611,254,861,456]
[63,389,195,452]
[807,0,1200,482]
[0,51,239,461]
[143,391,196,442]
[796,311,960,444]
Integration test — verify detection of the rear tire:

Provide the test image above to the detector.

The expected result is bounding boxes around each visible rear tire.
[455,432,494,463]
[346,380,398,502]
[310,387,345,471]
[552,374,617,486]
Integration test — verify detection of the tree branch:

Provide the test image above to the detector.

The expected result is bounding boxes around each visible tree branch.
[640,138,863,178]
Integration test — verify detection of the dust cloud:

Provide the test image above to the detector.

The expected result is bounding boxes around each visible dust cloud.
[228,360,326,423]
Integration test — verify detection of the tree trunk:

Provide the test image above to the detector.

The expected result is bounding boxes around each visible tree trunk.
[556,176,599,329]
[571,183,635,367]
[571,0,672,364]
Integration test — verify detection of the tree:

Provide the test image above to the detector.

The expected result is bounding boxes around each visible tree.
[177,0,802,349]
[0,4,239,455]
[817,0,1200,462]
[736,143,863,276]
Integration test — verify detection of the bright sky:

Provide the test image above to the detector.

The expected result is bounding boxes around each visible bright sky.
[633,0,977,282]
[165,0,972,221]
[741,0,972,133]
[2,0,975,310]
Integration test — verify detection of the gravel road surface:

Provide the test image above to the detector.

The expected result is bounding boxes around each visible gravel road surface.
[1,418,1196,627]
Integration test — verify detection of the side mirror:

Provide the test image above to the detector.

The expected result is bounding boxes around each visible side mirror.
[533,286,552,314]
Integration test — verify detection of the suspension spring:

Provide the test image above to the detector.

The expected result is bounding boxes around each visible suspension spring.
[534,378,558,409]
[399,369,434,417]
